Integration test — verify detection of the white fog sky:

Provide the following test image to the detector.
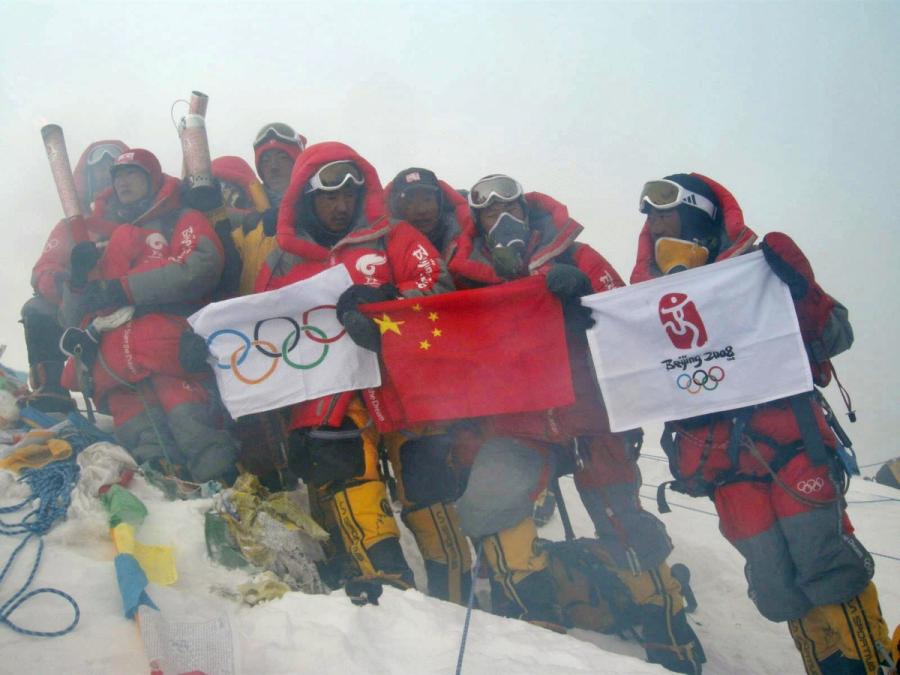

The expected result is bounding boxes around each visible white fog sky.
[1,1,897,464]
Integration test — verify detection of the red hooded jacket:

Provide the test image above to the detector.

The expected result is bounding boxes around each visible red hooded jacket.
[629,174,852,488]
[31,140,129,306]
[71,174,225,317]
[255,141,451,429]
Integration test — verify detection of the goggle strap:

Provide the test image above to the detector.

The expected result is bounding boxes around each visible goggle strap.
[641,189,717,220]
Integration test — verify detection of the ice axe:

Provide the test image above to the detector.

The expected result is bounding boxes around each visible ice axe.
[40,124,88,242]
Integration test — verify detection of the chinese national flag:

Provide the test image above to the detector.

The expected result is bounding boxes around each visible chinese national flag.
[359,275,574,432]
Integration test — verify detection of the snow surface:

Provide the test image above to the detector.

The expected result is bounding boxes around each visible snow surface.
[0,449,897,675]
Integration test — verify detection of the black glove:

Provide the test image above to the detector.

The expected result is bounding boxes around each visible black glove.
[179,330,210,373]
[59,327,99,367]
[82,279,128,313]
[561,299,596,331]
[181,177,223,212]
[70,241,102,289]
[760,238,809,300]
[341,310,382,352]
[261,208,279,237]
[336,283,400,322]
[546,263,592,298]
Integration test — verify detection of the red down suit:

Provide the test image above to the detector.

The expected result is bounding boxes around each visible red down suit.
[449,191,674,571]
[62,172,237,482]
[255,141,450,586]
[631,174,869,622]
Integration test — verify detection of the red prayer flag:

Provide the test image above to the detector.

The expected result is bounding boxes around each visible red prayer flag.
[359,275,574,432]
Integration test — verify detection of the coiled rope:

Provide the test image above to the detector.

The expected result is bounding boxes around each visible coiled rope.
[0,461,81,636]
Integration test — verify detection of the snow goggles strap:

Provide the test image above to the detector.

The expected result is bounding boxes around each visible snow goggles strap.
[468,175,523,209]
[253,123,304,150]
[87,143,123,166]
[639,179,718,220]
[306,160,365,193]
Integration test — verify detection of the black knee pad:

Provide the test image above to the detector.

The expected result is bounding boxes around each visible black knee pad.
[399,435,456,507]
[289,422,366,487]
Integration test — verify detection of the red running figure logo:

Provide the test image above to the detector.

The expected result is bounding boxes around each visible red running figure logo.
[659,293,708,350]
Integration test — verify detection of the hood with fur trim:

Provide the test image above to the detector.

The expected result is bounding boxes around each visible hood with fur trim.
[630,173,757,283]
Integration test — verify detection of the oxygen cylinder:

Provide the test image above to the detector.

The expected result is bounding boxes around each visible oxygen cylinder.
[40,124,87,242]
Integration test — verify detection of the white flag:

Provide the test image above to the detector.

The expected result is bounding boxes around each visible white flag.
[583,251,812,431]
[188,265,381,419]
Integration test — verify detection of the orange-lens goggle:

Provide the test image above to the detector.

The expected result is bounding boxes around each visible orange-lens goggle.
[639,179,717,219]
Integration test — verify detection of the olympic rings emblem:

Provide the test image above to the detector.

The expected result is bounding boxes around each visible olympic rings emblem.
[796,477,824,494]
[676,366,725,395]
[207,305,346,385]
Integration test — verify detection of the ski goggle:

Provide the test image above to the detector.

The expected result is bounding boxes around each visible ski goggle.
[305,160,365,193]
[86,143,123,166]
[253,123,305,150]
[468,175,523,209]
[639,179,718,220]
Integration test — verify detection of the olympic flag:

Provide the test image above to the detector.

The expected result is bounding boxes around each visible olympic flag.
[583,251,813,431]
[187,266,381,419]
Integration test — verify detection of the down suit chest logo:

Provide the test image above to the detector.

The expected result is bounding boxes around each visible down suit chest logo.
[145,232,167,259]
[659,292,708,350]
[355,253,387,285]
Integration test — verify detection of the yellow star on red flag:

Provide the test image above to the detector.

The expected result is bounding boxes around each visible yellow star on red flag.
[374,313,404,335]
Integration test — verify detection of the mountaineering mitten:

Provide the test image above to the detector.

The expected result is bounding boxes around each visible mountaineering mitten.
[261,207,279,237]
[336,283,400,321]
[179,331,210,373]
[182,178,224,211]
[69,241,102,289]
[82,278,129,312]
[60,327,99,367]
[760,232,814,300]
[341,310,381,352]
[545,263,593,298]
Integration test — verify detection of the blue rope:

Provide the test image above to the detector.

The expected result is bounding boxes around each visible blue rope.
[0,461,81,637]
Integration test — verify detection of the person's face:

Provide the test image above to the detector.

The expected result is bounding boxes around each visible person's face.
[259,150,294,195]
[645,207,682,242]
[478,199,526,232]
[113,167,150,205]
[87,157,115,201]
[399,189,441,235]
[313,185,360,232]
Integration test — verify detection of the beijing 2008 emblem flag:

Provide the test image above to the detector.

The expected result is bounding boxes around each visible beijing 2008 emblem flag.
[582,251,812,431]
